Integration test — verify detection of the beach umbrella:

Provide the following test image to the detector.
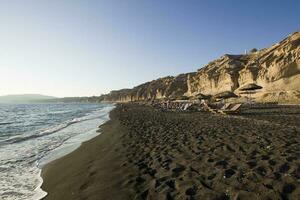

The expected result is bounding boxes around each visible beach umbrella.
[195,93,210,99]
[239,83,262,91]
[190,93,212,103]
[165,96,176,101]
[239,83,262,103]
[176,96,190,100]
[213,91,238,103]
[214,91,238,99]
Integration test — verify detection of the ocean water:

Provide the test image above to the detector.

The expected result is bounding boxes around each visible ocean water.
[0,103,114,200]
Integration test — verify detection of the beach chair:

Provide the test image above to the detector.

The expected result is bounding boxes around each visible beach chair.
[183,103,192,111]
[179,104,185,111]
[220,103,231,110]
[202,103,218,114]
[220,103,242,114]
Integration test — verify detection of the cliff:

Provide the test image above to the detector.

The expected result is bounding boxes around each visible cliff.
[103,74,194,102]
[103,31,300,103]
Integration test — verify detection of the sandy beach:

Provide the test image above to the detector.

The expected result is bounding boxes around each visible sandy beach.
[42,104,300,200]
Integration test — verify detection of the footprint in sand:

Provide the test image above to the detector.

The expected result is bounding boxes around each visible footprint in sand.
[185,186,197,197]
[171,164,186,177]
[224,168,235,178]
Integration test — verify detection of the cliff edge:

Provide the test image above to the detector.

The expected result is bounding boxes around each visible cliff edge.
[103,31,300,103]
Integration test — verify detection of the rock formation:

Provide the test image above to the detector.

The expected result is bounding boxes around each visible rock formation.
[103,74,194,102]
[102,31,300,103]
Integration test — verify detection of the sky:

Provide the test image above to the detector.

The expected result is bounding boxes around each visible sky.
[0,0,299,97]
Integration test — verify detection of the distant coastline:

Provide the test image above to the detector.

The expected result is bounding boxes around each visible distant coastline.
[0,94,57,104]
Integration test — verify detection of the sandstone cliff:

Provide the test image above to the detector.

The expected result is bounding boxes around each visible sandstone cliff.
[103,74,194,102]
[103,31,300,103]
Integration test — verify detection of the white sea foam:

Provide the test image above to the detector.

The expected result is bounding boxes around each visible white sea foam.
[0,103,115,200]
[33,170,47,200]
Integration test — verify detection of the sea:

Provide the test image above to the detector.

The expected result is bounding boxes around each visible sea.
[0,103,114,200]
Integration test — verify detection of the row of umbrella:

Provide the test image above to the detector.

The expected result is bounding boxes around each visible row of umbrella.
[161,83,263,102]
[195,83,263,101]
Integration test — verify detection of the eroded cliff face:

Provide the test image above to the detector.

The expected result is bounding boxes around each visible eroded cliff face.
[186,54,245,96]
[187,31,300,97]
[103,31,300,103]
[103,74,194,102]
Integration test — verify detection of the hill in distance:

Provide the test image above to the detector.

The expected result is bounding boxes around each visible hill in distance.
[0,94,57,104]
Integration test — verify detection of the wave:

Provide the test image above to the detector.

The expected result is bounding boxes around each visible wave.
[0,109,110,145]
[0,122,13,125]
[0,104,115,200]
[33,169,47,200]
[47,110,72,114]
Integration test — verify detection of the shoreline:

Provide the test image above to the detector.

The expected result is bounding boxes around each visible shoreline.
[38,105,114,200]
[41,105,136,200]
[41,104,300,199]
[34,169,48,200]
[37,128,101,200]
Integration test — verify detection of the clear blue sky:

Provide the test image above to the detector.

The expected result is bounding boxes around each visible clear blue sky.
[0,0,299,97]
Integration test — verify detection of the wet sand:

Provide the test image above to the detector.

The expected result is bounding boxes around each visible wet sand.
[42,104,300,200]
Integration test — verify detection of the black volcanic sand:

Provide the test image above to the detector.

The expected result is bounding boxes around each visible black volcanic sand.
[42,104,300,200]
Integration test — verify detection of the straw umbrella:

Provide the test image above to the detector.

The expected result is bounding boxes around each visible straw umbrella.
[214,91,238,103]
[239,83,262,103]
[195,93,210,100]
[239,83,262,91]
[189,93,211,103]
[214,91,238,99]
[177,96,190,100]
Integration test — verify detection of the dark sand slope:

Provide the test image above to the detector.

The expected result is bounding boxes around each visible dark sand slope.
[42,104,300,200]
[42,111,137,200]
